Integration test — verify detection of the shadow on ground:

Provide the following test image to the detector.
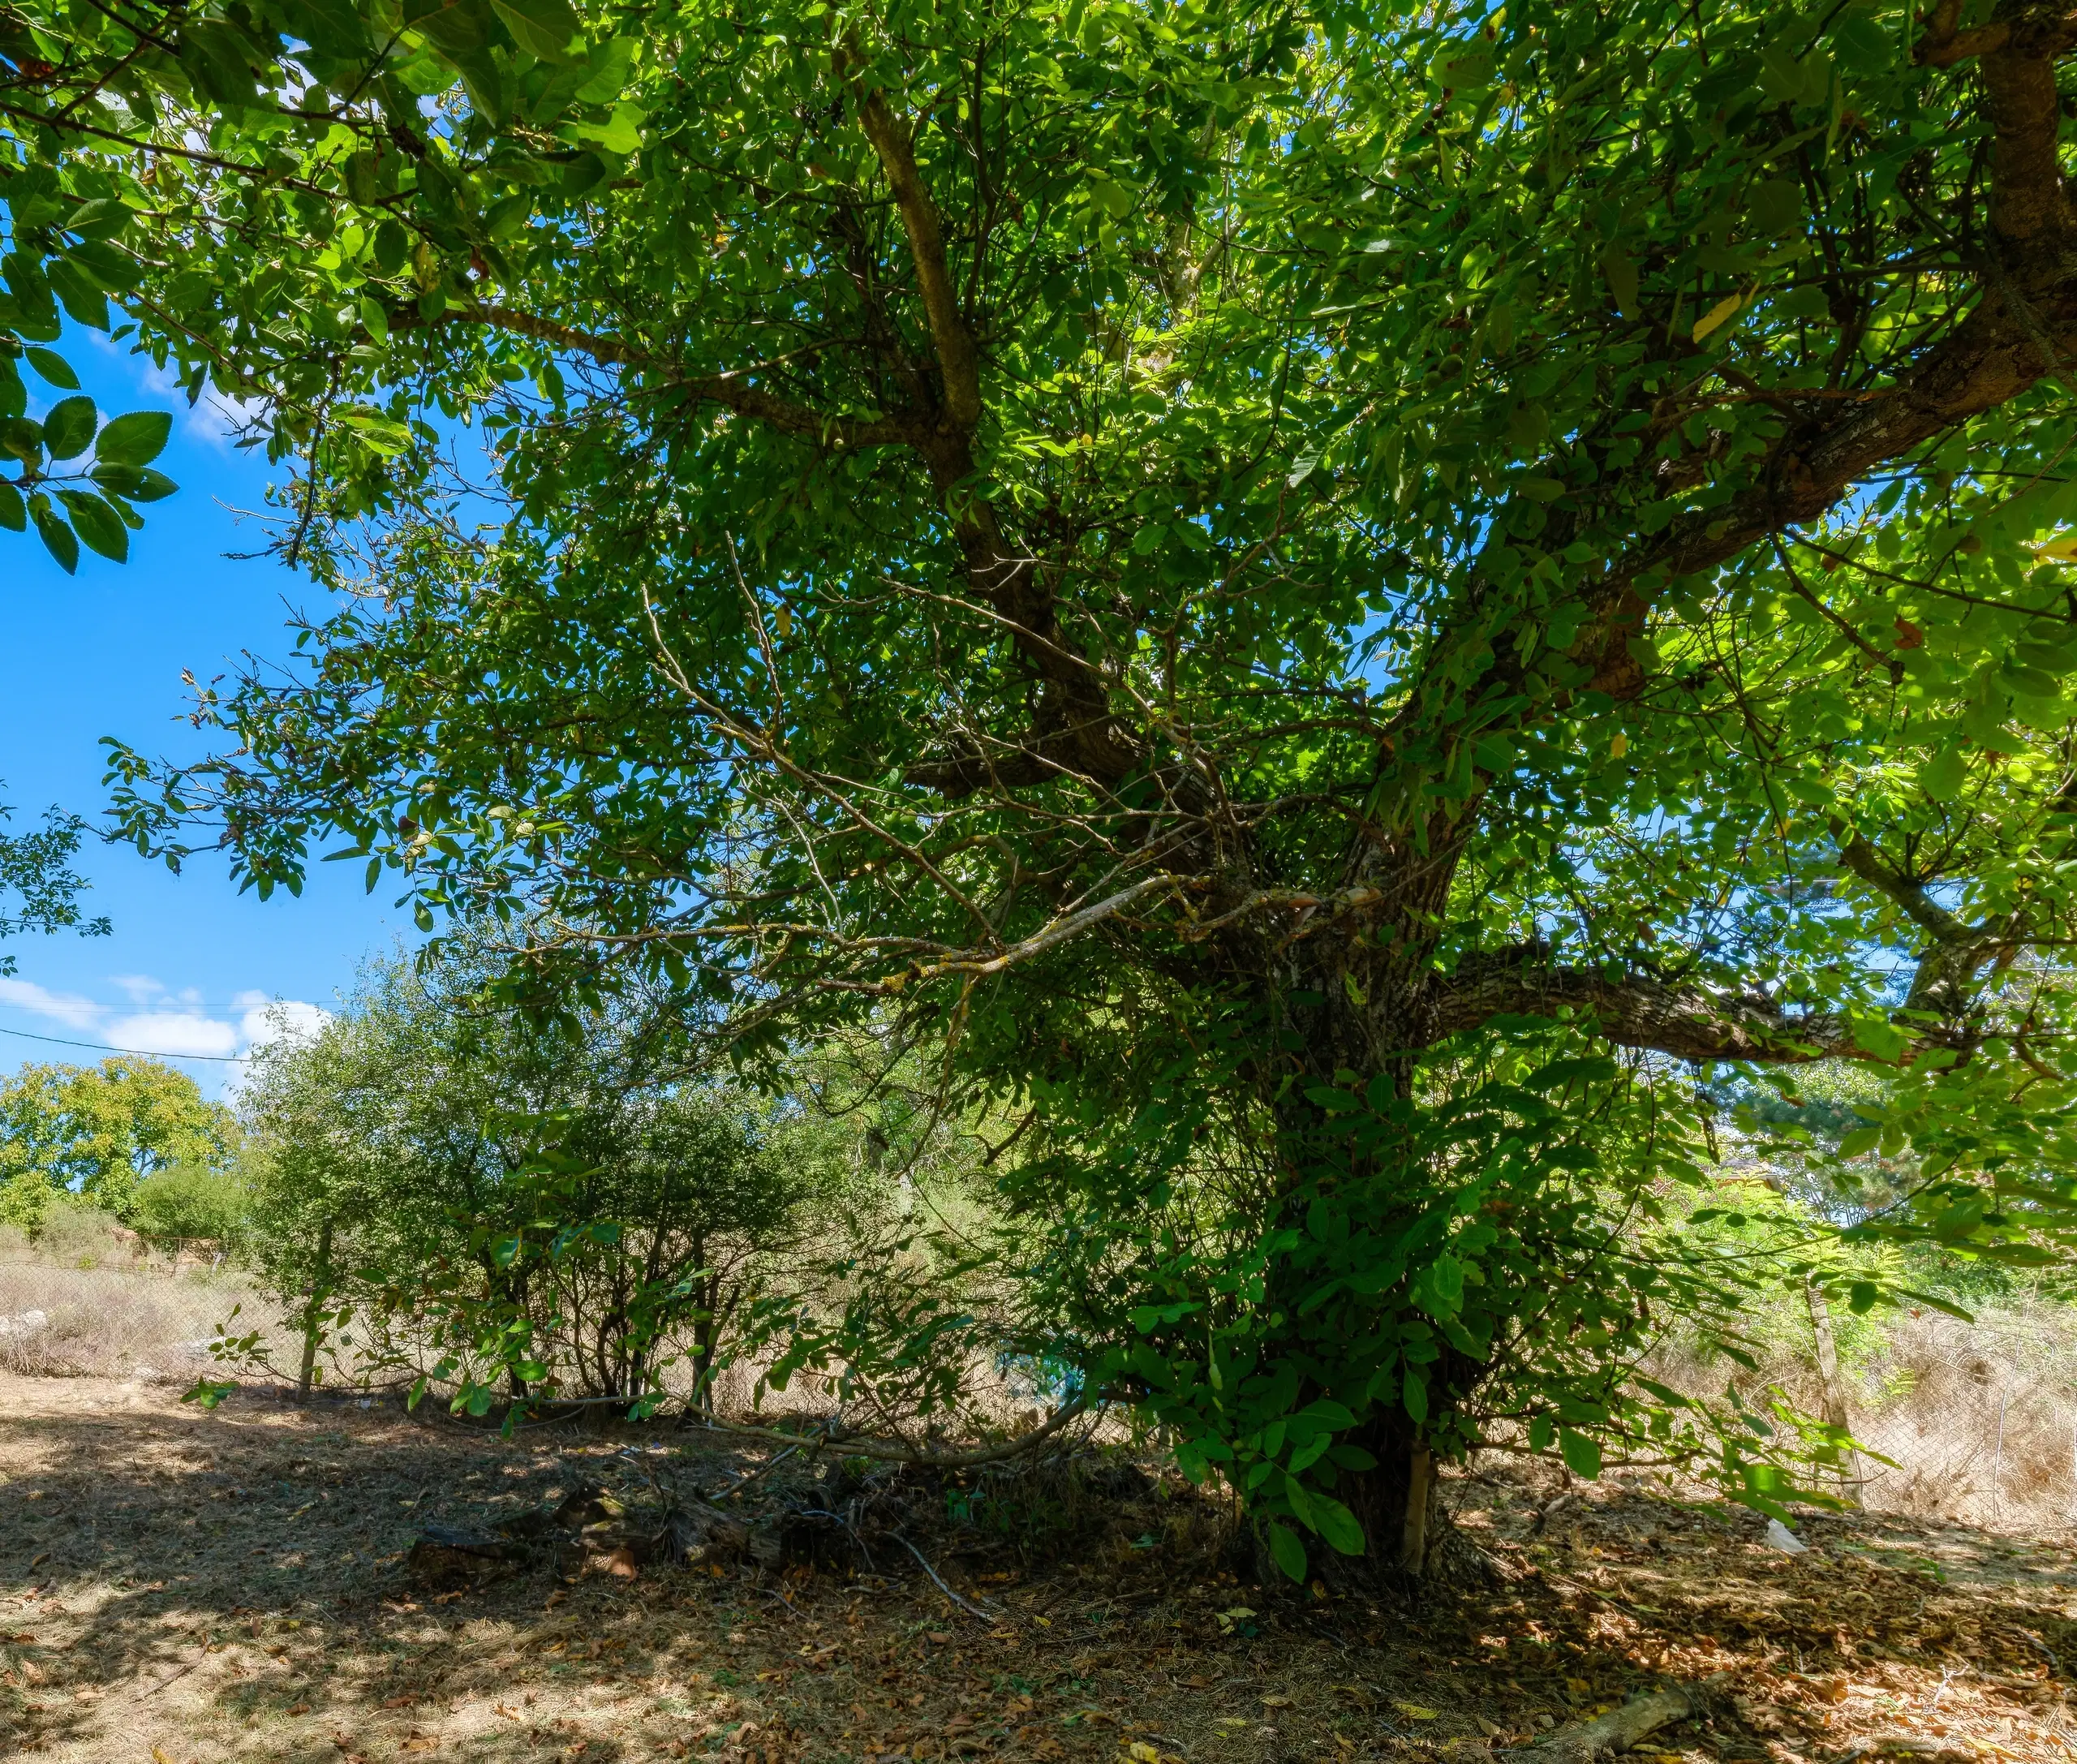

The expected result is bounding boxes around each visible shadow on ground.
[2,1374,2075,1763]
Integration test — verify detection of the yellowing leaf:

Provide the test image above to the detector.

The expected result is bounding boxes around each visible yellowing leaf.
[1393,1701,1439,1720]
[1609,732,1628,759]
[2034,534,2077,561]
[1692,292,1744,342]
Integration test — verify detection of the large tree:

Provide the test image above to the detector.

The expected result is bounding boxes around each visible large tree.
[80,0,2077,1576]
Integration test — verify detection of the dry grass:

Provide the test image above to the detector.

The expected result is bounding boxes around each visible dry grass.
[0,1228,268,1385]
[1845,1303,2077,1534]
[4,1375,2077,1764]
[1665,1294,2077,1535]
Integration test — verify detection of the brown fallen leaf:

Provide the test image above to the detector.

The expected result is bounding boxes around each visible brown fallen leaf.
[287,1702,312,1716]
[381,1693,418,1707]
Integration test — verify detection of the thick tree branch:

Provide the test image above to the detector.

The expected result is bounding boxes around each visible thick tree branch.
[1430,949,1863,1063]
[453,303,919,447]
[845,57,982,428]
[1834,837,2018,1013]
[1834,837,1973,943]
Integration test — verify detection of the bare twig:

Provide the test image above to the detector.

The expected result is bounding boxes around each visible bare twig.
[893,1534,1007,1626]
[694,1399,1092,1469]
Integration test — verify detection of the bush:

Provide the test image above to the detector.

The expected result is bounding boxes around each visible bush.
[232,936,880,1409]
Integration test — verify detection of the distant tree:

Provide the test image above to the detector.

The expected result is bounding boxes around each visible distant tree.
[0,1056,236,1228]
[129,1160,254,1250]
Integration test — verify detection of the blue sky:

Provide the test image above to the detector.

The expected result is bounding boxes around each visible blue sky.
[1,328,410,1094]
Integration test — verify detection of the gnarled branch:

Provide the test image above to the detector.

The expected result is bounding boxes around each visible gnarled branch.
[1430,949,1859,1064]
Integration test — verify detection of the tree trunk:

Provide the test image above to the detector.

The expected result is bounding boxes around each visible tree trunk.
[296,1216,334,1403]
[1335,1413,1444,1585]
[1805,1276,1862,1509]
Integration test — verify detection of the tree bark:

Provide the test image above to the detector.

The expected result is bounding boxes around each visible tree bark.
[1503,1681,1713,1764]
[1335,1413,1449,1586]
[1806,1277,1863,1510]
[296,1215,333,1403]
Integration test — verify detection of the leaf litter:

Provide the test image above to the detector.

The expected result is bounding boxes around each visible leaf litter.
[0,1372,2073,1762]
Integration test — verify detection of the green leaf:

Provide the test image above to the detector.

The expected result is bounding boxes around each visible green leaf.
[0,480,21,532]
[56,488,127,562]
[490,0,582,62]
[276,0,373,57]
[93,410,172,468]
[1896,1287,1974,1323]
[591,102,645,155]
[1831,13,1892,72]
[41,260,106,329]
[1919,746,1967,801]
[1403,1366,1428,1424]
[32,504,79,574]
[41,395,97,460]
[574,36,634,104]
[1748,179,1804,238]
[1601,248,1639,318]
[1559,1429,1602,1478]
[179,17,263,108]
[1310,1495,1365,1557]
[410,0,497,58]
[23,349,76,389]
[1266,1521,1306,1583]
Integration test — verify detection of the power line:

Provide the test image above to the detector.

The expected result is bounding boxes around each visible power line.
[0,1023,249,1062]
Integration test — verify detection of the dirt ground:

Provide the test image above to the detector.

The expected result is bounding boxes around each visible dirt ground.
[3,1374,2075,1764]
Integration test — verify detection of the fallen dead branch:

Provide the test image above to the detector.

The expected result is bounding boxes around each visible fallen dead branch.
[1503,1680,1715,1764]
[694,1398,1093,1469]
[894,1533,1010,1626]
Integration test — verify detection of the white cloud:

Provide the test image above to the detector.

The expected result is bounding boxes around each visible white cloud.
[0,975,329,1075]
[107,1012,240,1059]
[0,978,105,1031]
[238,996,329,1048]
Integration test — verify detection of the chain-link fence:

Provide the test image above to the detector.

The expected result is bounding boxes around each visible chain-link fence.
[1751,1296,2077,1534]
